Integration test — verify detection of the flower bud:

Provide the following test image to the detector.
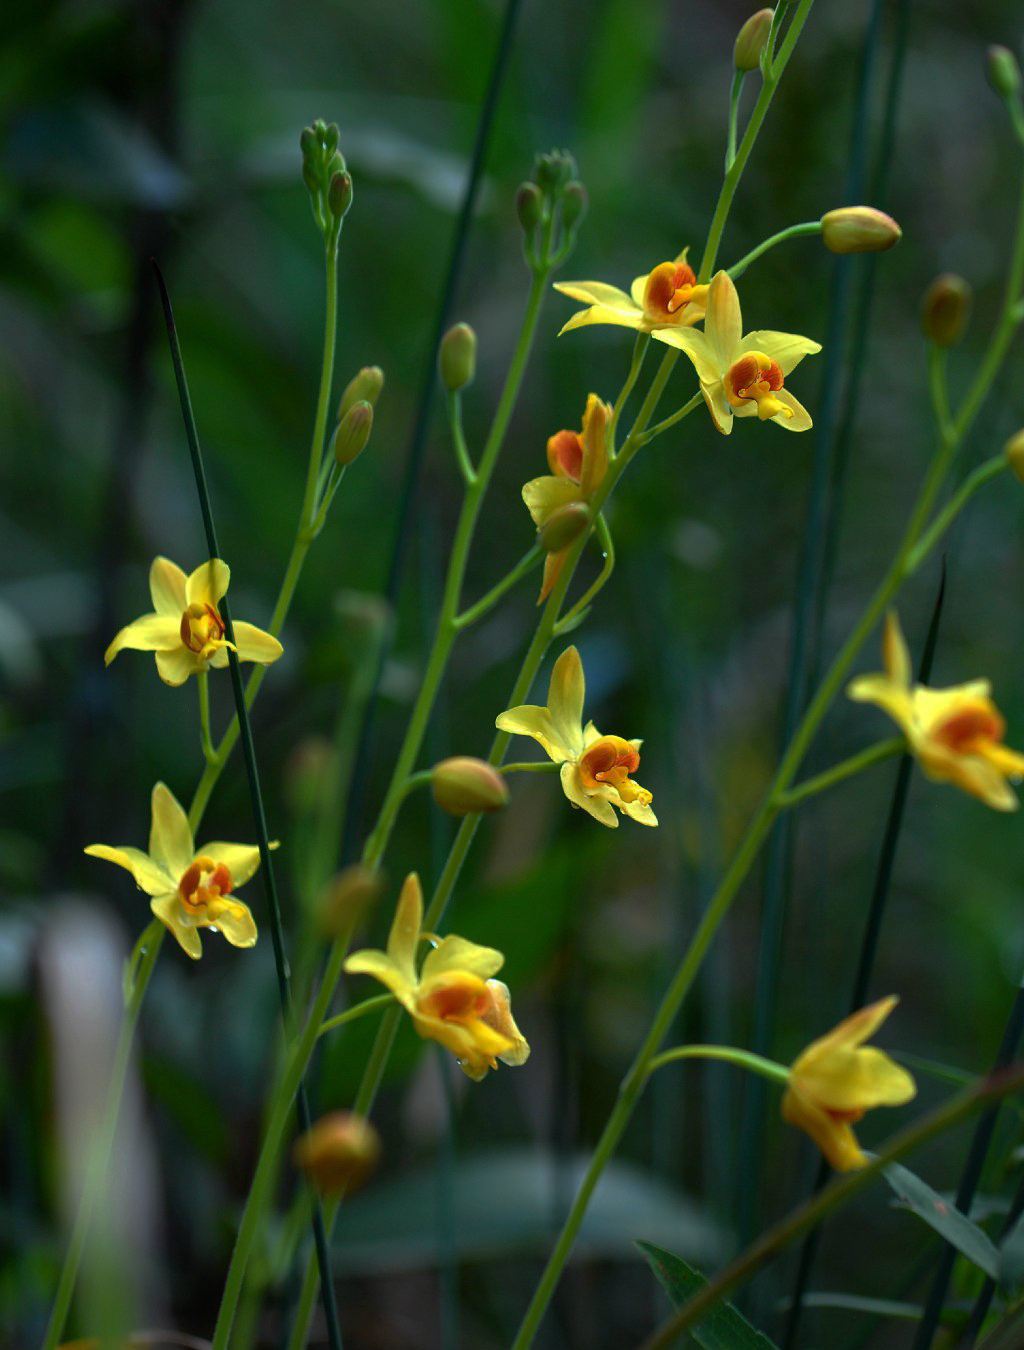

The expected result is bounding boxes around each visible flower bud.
[734,9,774,71]
[328,171,353,219]
[294,1111,381,1195]
[561,181,588,232]
[988,45,1022,100]
[324,122,341,156]
[516,182,543,233]
[338,365,385,420]
[431,757,509,816]
[318,864,382,938]
[300,127,318,162]
[439,323,477,392]
[820,206,902,254]
[539,502,590,553]
[1005,429,1024,484]
[534,149,577,193]
[921,273,971,347]
[332,401,373,465]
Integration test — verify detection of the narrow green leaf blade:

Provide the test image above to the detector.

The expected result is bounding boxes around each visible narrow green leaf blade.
[883,1162,1000,1279]
[999,1208,1024,1290]
[637,1241,778,1349]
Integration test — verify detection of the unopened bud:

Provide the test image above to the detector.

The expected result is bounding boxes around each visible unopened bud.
[820,206,902,254]
[561,182,588,232]
[332,401,373,465]
[338,365,384,420]
[319,864,382,938]
[921,273,971,347]
[300,127,317,162]
[439,323,476,392]
[432,757,509,816]
[1005,429,1024,483]
[734,9,774,71]
[535,149,577,194]
[539,502,590,553]
[988,45,1022,100]
[294,1111,381,1195]
[328,171,353,219]
[516,182,543,234]
[324,122,341,155]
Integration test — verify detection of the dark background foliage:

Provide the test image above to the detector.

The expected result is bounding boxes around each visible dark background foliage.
[3,0,1024,1345]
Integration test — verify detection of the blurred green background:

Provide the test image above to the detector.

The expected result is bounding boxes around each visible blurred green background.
[4,0,1024,1345]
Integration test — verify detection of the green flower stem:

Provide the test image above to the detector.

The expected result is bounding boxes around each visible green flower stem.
[906,455,1008,574]
[499,760,561,776]
[927,344,952,438]
[773,737,905,810]
[553,513,617,637]
[454,543,543,629]
[447,390,476,485]
[646,1044,789,1085]
[197,671,215,764]
[727,221,822,282]
[40,924,163,1350]
[610,333,650,442]
[637,391,703,446]
[725,71,745,173]
[698,0,817,284]
[640,1065,1024,1350]
[318,993,394,1040]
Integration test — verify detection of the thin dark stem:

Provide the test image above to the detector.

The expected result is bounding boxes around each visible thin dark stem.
[736,0,894,1253]
[153,264,344,1350]
[338,0,523,865]
[912,974,1024,1350]
[781,560,947,1349]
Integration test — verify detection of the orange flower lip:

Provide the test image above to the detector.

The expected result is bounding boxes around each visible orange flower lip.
[546,428,584,482]
[578,735,652,805]
[932,703,1005,753]
[179,855,234,912]
[725,352,785,405]
[179,602,227,654]
[644,260,700,321]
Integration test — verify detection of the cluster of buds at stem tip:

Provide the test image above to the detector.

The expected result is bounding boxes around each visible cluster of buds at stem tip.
[299,118,353,240]
[734,8,774,72]
[820,206,902,254]
[431,757,509,816]
[293,1111,381,1195]
[329,365,384,466]
[921,273,971,347]
[516,149,587,272]
[439,323,477,392]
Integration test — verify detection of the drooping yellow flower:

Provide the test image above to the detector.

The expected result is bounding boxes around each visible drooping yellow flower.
[496,646,657,828]
[665,270,821,434]
[554,250,709,340]
[85,782,261,959]
[848,611,1024,811]
[782,996,916,1171]
[344,874,530,1082]
[105,556,283,687]
[523,393,610,602]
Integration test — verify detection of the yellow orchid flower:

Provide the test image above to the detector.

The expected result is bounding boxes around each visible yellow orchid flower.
[495,645,657,829]
[344,874,530,1081]
[105,556,283,687]
[554,250,709,340]
[848,611,1024,811]
[85,782,261,959]
[782,996,916,1171]
[523,393,610,602]
[665,270,821,434]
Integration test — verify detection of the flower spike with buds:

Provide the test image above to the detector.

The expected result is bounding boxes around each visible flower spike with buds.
[104,557,282,687]
[782,997,916,1171]
[523,393,610,602]
[344,874,529,1081]
[554,248,709,338]
[665,270,821,433]
[85,782,263,958]
[848,611,1024,810]
[496,646,657,828]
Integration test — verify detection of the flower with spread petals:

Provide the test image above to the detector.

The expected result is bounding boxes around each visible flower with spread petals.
[496,646,657,828]
[523,393,610,602]
[85,782,261,958]
[665,270,821,434]
[345,874,530,1082]
[848,611,1024,811]
[782,996,916,1171]
[554,250,709,340]
[105,556,283,687]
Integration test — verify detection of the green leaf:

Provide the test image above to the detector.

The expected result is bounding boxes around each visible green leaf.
[883,1162,1001,1279]
[787,1293,965,1328]
[999,1208,1024,1290]
[637,1240,778,1349]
